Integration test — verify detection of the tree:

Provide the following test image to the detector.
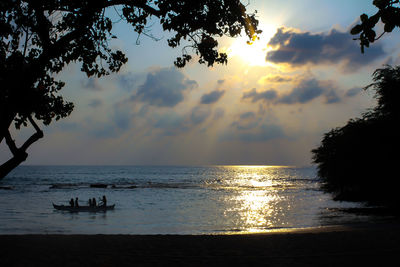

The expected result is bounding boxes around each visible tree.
[312,66,400,206]
[351,0,400,53]
[313,1,400,207]
[0,0,261,179]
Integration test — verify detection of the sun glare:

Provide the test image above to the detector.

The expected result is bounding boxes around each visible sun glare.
[227,23,278,67]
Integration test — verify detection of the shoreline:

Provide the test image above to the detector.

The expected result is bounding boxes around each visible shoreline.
[2,223,400,266]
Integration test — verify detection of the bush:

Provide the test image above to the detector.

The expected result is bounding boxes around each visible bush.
[312,65,400,206]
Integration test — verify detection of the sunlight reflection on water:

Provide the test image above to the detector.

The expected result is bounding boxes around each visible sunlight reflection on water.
[220,166,291,233]
[0,165,371,234]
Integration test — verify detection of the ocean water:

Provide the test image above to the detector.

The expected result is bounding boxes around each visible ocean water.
[0,165,372,234]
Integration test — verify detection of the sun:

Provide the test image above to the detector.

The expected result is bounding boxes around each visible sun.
[227,23,278,67]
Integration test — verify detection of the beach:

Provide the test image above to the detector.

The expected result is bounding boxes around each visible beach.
[1,224,400,266]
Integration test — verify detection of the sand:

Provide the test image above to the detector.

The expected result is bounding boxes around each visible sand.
[1,224,400,266]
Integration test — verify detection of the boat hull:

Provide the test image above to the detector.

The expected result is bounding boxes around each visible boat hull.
[53,203,115,212]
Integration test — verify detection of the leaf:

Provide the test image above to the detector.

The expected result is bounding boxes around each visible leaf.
[350,24,363,35]
[360,14,368,23]
[366,30,376,42]
[384,22,395,32]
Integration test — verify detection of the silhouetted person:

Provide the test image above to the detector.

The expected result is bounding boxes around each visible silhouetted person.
[75,197,79,207]
[100,195,107,207]
[92,197,96,207]
[88,198,92,207]
[69,198,74,207]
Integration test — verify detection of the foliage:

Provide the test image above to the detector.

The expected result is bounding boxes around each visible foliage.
[0,0,260,178]
[312,66,400,206]
[351,0,400,53]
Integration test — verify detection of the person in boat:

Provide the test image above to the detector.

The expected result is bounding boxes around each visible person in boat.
[69,198,74,207]
[99,195,107,207]
[92,197,96,207]
[75,197,79,207]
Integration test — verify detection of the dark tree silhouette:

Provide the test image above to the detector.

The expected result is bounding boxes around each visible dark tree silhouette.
[312,66,400,206]
[351,0,400,53]
[0,0,261,179]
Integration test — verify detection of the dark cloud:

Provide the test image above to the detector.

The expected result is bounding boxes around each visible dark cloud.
[89,101,133,138]
[267,27,385,69]
[346,87,363,97]
[222,120,285,143]
[231,111,260,131]
[81,78,102,91]
[243,78,344,105]
[221,110,285,143]
[132,67,197,107]
[242,88,278,103]
[191,106,211,125]
[237,124,285,143]
[240,111,256,120]
[117,72,144,92]
[153,112,188,136]
[200,90,225,104]
[325,89,341,104]
[278,79,324,104]
[213,108,225,120]
[262,75,292,83]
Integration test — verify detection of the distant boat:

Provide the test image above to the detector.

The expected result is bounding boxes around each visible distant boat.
[90,183,108,188]
[52,203,115,212]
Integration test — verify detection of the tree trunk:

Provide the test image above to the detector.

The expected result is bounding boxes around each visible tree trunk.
[0,115,43,180]
[0,110,15,145]
[0,151,28,179]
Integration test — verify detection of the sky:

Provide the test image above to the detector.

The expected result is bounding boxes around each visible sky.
[2,0,399,166]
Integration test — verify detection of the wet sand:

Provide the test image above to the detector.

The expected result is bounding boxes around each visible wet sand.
[1,224,400,266]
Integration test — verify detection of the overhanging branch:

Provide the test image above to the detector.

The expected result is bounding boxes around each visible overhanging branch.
[0,116,44,179]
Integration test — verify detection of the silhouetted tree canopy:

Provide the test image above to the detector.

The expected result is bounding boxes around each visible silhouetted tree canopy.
[351,0,400,53]
[0,0,261,179]
[312,66,400,206]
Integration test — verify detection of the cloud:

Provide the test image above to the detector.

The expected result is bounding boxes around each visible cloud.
[242,88,278,103]
[132,67,197,107]
[243,78,344,105]
[346,87,363,97]
[153,112,188,136]
[278,79,326,104]
[200,90,225,104]
[117,72,144,92]
[213,108,225,120]
[81,78,102,91]
[222,119,285,143]
[260,75,292,84]
[191,106,211,125]
[220,110,285,143]
[113,102,132,130]
[266,27,385,69]
[237,124,285,143]
[231,111,260,131]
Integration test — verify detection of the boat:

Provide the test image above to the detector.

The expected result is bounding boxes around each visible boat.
[53,203,115,212]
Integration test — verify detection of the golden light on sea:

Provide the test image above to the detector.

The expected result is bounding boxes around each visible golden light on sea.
[222,165,289,233]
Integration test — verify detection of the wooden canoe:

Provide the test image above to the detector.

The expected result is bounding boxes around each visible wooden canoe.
[53,203,115,212]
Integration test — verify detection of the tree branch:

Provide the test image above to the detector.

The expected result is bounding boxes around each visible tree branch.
[20,116,44,152]
[105,0,161,17]
[0,116,43,180]
[4,130,18,156]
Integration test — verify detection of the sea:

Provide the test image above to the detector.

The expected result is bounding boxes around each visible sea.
[0,165,381,235]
